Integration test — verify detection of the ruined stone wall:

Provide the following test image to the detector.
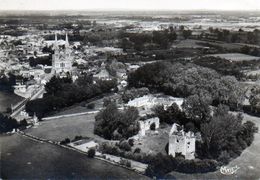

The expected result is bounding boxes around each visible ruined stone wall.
[138,117,160,136]
[168,123,196,159]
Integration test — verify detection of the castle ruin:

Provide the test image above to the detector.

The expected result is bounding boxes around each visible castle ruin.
[168,123,195,160]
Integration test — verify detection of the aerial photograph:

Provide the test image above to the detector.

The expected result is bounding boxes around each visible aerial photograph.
[0,0,260,179]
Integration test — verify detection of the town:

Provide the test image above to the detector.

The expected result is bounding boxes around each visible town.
[0,10,260,179]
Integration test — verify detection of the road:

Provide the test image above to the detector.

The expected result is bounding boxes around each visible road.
[10,85,45,119]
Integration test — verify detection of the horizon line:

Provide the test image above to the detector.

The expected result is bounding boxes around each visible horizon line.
[0,8,260,12]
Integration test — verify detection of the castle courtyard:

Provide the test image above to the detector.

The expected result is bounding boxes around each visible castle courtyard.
[132,123,172,155]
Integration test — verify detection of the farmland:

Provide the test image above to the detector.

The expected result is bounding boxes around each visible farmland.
[23,113,102,142]
[0,134,148,179]
[208,53,260,62]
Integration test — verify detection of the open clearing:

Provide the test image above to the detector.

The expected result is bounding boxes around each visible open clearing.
[133,124,171,155]
[24,113,104,142]
[208,53,260,61]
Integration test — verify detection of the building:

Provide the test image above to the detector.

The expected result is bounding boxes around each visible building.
[138,117,160,136]
[127,95,183,110]
[93,62,112,80]
[127,95,156,109]
[52,32,72,76]
[69,139,99,152]
[168,123,195,160]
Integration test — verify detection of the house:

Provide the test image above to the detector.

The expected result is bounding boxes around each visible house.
[93,69,111,81]
[168,123,195,160]
[93,62,112,81]
[127,95,183,110]
[127,95,156,109]
[69,139,99,152]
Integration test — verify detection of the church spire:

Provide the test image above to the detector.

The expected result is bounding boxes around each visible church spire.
[54,32,58,51]
[65,32,69,48]
[55,32,58,42]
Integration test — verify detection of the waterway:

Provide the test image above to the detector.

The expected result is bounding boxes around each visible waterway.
[0,91,24,113]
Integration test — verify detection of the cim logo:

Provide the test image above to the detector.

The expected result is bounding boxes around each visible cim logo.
[220,165,240,175]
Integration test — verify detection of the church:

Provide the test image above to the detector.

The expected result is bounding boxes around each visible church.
[52,32,72,76]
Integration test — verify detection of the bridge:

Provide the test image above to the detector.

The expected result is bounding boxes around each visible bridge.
[10,85,45,119]
[10,71,54,119]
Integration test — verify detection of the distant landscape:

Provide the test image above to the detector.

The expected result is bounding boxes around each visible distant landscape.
[0,9,260,179]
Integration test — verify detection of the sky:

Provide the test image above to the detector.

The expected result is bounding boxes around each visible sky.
[0,0,259,11]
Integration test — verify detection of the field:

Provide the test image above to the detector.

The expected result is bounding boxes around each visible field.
[208,53,260,62]
[47,96,105,116]
[23,113,105,143]
[167,113,260,179]
[172,39,206,49]
[0,134,148,179]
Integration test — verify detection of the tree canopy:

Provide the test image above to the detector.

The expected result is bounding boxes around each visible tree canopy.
[94,102,139,140]
[26,76,117,118]
[128,61,244,108]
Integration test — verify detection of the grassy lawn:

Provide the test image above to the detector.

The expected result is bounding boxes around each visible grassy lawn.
[24,113,105,143]
[133,124,171,155]
[48,98,104,116]
[49,93,119,116]
[0,134,148,179]
[209,53,260,61]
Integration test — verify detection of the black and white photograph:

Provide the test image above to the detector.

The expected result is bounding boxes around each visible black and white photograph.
[0,0,260,179]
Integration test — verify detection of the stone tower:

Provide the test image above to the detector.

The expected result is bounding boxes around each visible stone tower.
[52,32,72,76]
[168,123,195,160]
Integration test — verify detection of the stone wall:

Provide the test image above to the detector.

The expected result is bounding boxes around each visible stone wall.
[138,117,160,136]
[168,124,195,160]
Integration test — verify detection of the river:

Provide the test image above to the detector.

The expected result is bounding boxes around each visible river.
[0,91,24,113]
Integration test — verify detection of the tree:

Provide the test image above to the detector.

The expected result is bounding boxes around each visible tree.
[87,103,95,109]
[182,30,192,39]
[27,76,117,118]
[75,74,93,87]
[0,113,19,133]
[94,103,139,140]
[122,88,149,103]
[87,148,96,158]
[128,61,243,108]
[45,76,67,95]
[241,45,250,54]
[153,103,185,125]
[42,45,54,54]
[200,104,243,158]
[238,121,258,146]
[182,94,211,124]
[60,138,71,145]
[249,86,260,113]
[134,148,141,153]
[118,140,132,151]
